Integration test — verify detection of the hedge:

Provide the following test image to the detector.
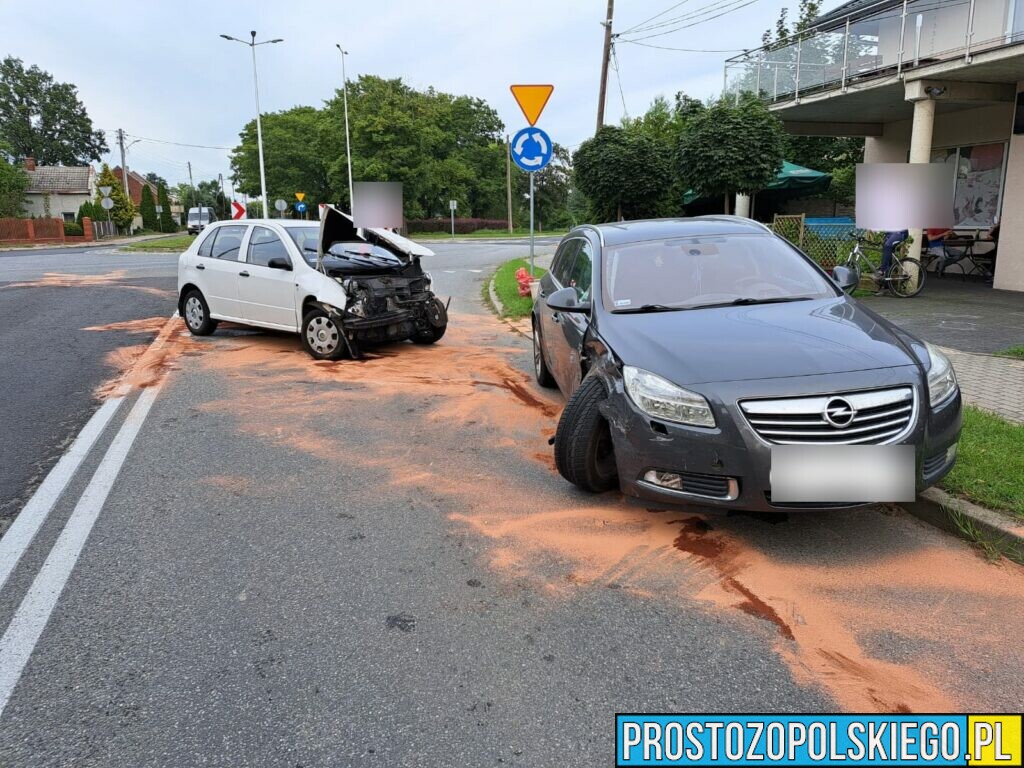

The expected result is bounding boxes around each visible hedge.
[63,221,84,236]
[406,217,507,234]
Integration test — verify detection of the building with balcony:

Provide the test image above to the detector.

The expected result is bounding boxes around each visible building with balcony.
[724,0,1024,292]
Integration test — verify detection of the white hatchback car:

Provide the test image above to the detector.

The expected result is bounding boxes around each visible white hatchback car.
[177,206,447,359]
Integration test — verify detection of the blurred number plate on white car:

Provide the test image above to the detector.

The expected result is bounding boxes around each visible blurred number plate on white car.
[770,445,915,503]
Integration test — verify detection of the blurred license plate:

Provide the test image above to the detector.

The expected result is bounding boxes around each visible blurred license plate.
[770,445,915,503]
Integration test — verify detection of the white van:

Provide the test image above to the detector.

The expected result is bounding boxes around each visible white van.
[186,207,217,235]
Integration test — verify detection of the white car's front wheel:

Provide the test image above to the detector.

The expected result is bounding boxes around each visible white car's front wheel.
[301,309,347,361]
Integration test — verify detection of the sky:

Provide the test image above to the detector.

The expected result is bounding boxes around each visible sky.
[3,0,844,197]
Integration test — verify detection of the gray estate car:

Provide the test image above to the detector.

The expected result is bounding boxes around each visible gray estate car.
[532,217,962,511]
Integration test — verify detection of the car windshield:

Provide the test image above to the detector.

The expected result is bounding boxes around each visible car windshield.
[284,226,321,264]
[602,234,836,312]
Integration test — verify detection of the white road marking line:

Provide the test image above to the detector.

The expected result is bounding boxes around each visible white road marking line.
[0,384,162,718]
[0,397,124,594]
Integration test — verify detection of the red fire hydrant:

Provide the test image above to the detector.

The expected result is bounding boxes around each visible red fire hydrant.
[515,267,533,297]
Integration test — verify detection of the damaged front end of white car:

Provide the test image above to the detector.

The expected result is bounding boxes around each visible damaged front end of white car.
[311,205,449,358]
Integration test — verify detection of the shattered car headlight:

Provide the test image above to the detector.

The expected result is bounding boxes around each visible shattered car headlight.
[623,366,715,427]
[925,342,957,406]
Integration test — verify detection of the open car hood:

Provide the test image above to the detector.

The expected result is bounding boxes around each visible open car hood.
[318,204,434,261]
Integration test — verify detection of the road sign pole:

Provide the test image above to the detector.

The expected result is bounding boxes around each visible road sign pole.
[529,172,535,276]
[451,208,455,239]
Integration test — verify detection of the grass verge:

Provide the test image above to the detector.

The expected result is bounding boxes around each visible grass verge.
[121,234,196,252]
[995,344,1024,360]
[488,258,547,320]
[941,405,1024,520]
[947,507,1024,565]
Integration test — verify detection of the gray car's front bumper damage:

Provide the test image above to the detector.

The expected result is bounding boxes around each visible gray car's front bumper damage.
[599,365,962,512]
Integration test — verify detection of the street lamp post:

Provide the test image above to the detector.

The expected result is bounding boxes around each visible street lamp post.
[221,30,282,219]
[335,44,355,213]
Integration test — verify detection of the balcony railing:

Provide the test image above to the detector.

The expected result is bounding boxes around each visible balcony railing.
[724,0,1024,104]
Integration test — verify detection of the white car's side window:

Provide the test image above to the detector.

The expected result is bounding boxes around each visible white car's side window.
[210,225,248,261]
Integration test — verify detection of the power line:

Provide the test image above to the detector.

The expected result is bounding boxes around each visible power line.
[621,0,750,36]
[618,0,760,42]
[618,39,747,52]
[618,0,694,36]
[117,131,233,151]
[611,43,629,120]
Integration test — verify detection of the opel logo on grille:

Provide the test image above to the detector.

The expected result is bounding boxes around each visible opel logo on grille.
[823,397,857,428]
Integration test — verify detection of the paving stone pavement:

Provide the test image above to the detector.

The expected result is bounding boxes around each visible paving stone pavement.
[938,347,1024,423]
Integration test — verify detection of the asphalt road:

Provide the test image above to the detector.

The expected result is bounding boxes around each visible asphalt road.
[1,240,1023,766]
[0,246,178,530]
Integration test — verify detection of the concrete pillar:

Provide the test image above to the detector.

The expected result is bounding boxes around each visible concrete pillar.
[734,193,751,218]
[903,96,936,283]
[994,82,1024,292]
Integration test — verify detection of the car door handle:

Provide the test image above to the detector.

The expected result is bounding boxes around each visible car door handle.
[239,271,250,277]
[551,312,562,323]
[195,264,205,270]
[538,290,547,298]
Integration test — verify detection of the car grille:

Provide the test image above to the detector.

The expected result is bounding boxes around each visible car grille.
[740,387,915,445]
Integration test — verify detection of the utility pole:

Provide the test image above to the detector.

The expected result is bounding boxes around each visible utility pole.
[187,161,196,216]
[596,0,615,132]
[505,134,513,234]
[116,129,129,198]
[336,44,355,212]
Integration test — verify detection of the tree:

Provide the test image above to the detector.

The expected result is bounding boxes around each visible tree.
[228,77,520,222]
[0,57,108,165]
[623,93,708,216]
[75,199,105,225]
[144,171,167,188]
[677,96,786,212]
[0,144,29,216]
[824,164,856,215]
[95,164,135,231]
[156,183,175,231]
[573,125,672,222]
[513,144,573,230]
[762,0,821,45]
[139,184,157,230]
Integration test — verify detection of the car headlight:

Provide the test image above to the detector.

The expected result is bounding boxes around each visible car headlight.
[623,366,715,427]
[925,342,957,406]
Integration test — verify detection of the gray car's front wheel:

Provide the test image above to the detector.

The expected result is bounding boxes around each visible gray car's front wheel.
[554,375,618,493]
[301,309,347,361]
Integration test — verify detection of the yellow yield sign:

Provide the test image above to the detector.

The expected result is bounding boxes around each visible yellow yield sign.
[295,192,305,202]
[510,84,554,127]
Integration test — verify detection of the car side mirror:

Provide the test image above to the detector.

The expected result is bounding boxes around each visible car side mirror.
[831,265,858,294]
[546,286,591,313]
[267,257,292,271]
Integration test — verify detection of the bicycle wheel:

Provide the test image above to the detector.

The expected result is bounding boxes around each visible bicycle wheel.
[888,258,925,297]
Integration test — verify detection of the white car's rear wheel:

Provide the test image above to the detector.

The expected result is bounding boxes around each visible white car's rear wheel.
[181,289,217,336]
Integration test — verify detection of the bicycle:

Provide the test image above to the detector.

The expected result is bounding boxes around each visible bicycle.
[840,235,925,298]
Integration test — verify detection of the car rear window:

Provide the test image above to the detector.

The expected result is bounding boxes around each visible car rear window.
[210,225,247,261]
[602,234,835,311]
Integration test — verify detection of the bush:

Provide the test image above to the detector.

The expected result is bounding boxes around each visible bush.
[63,221,83,236]
[406,217,508,234]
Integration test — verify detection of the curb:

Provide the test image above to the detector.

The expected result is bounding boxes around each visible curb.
[485,274,531,339]
[487,276,506,317]
[902,487,1024,552]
